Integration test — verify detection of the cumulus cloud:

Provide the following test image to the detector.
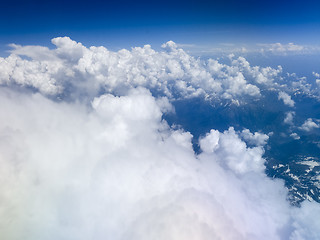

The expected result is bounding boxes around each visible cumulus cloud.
[1,38,320,239]
[284,111,295,125]
[8,43,60,61]
[0,37,292,103]
[5,37,318,106]
[1,87,320,239]
[239,128,269,147]
[299,118,320,132]
[278,91,295,107]
[199,128,267,174]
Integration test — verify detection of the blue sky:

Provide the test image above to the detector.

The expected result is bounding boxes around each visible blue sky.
[1,0,320,51]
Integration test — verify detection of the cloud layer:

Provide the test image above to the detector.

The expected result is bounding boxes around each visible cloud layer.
[0,37,291,103]
[0,38,320,239]
[299,118,320,132]
[4,37,318,108]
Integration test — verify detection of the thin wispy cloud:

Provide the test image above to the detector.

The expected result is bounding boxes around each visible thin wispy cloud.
[182,42,320,57]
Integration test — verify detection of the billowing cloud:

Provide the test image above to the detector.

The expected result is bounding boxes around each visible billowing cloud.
[239,128,269,146]
[0,38,320,239]
[299,118,320,132]
[278,91,295,107]
[3,37,318,106]
[0,37,294,103]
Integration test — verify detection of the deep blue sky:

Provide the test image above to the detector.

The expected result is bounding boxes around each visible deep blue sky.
[1,0,320,51]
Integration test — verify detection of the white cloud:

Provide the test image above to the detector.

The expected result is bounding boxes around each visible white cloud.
[205,46,248,55]
[230,56,282,85]
[299,118,320,132]
[155,42,320,59]
[0,54,64,95]
[259,43,305,55]
[290,133,300,140]
[9,44,60,61]
[278,91,295,107]
[290,201,320,239]
[239,128,269,147]
[6,37,318,106]
[0,37,294,103]
[313,72,320,88]
[284,111,295,125]
[200,127,266,174]
[0,87,319,239]
[175,43,197,48]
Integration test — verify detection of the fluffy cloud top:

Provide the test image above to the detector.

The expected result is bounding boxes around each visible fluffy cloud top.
[299,118,320,132]
[3,37,317,107]
[239,128,269,147]
[278,91,295,107]
[0,37,292,103]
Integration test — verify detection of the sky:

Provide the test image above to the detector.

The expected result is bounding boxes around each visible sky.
[1,0,320,51]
